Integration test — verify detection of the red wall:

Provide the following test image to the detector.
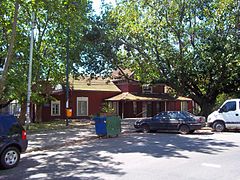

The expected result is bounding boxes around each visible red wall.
[116,84,129,92]
[41,93,66,121]
[188,101,193,112]
[175,101,181,111]
[71,91,120,117]
[117,83,165,94]
[166,101,176,111]
[152,84,165,93]
[42,90,120,121]
[116,83,142,93]
[128,84,142,93]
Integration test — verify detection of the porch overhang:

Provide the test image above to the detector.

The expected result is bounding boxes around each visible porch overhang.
[105,92,182,102]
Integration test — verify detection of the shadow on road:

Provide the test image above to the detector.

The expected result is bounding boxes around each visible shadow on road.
[0,133,238,179]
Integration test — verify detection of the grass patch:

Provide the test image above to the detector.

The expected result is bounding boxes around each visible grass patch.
[25,119,91,133]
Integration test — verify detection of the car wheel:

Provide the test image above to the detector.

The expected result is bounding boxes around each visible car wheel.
[213,121,225,132]
[0,147,20,169]
[179,125,190,134]
[141,124,150,133]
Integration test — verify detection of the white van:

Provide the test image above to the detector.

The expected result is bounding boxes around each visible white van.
[207,99,240,132]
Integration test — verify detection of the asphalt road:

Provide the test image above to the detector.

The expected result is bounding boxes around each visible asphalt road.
[1,131,240,180]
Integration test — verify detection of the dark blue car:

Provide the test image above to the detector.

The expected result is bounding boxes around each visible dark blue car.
[134,111,203,134]
[0,114,28,169]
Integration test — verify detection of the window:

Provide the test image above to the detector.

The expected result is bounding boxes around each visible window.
[221,101,236,112]
[77,97,88,116]
[142,84,152,94]
[51,101,60,116]
[154,112,168,120]
[181,101,188,111]
[168,112,186,119]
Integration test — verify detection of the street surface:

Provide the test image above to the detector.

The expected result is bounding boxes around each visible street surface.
[1,131,240,180]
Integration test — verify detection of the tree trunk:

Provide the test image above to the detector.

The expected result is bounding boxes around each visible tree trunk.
[35,104,42,123]
[0,2,19,95]
[19,102,26,125]
[189,95,216,118]
[199,102,215,118]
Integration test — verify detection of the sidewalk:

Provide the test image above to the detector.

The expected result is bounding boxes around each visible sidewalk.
[26,119,134,152]
[25,119,211,152]
[26,125,97,152]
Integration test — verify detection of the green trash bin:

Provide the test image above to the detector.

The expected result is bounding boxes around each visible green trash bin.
[106,116,121,137]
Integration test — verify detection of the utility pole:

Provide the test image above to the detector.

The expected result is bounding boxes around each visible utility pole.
[65,2,79,125]
[26,12,35,128]
[66,21,70,126]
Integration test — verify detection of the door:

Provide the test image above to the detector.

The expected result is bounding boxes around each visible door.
[151,112,169,131]
[167,112,182,130]
[220,100,240,129]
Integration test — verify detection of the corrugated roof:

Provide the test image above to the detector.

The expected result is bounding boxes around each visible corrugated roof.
[105,92,178,101]
[70,77,121,92]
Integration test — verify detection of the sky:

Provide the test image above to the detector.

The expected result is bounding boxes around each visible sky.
[92,0,116,14]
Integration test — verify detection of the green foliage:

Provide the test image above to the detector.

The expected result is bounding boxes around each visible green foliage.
[92,0,240,116]
[101,102,115,114]
[0,0,92,106]
[77,4,119,77]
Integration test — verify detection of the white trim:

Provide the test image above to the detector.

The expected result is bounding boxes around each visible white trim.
[51,100,61,116]
[76,97,88,116]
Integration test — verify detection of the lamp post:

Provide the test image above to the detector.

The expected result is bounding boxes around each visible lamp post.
[26,12,35,128]
[65,2,73,126]
[65,2,79,126]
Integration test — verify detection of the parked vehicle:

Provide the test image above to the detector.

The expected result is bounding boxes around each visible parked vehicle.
[207,99,240,132]
[134,111,204,134]
[0,114,28,169]
[182,111,206,126]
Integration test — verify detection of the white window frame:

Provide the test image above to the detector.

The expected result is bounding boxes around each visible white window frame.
[51,100,61,116]
[181,101,188,111]
[142,84,153,94]
[77,97,88,116]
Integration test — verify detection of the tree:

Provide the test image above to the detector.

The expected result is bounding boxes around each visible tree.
[77,2,119,77]
[0,0,19,97]
[95,0,240,117]
[0,0,92,123]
